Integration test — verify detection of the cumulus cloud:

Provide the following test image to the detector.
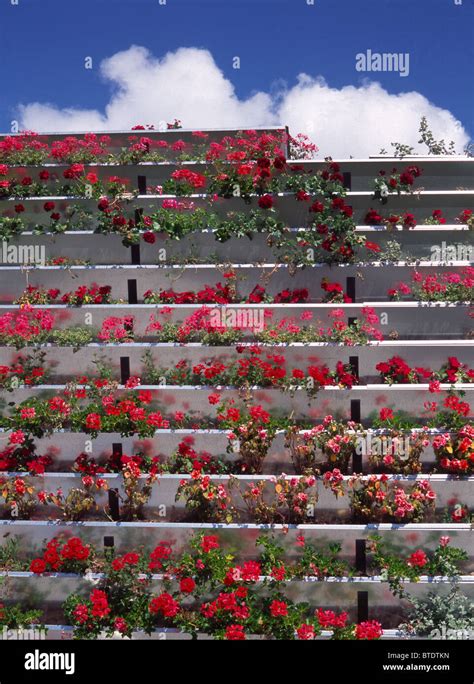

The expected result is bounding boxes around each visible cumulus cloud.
[17,45,469,157]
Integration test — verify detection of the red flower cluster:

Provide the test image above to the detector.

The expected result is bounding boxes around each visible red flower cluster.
[30,537,90,573]
[321,278,352,303]
[144,282,233,304]
[148,542,173,571]
[377,355,474,386]
[98,316,134,342]
[364,208,384,225]
[73,589,111,626]
[0,358,45,387]
[201,535,220,553]
[0,309,55,344]
[111,552,140,572]
[200,589,250,622]
[51,134,111,162]
[246,285,309,303]
[316,608,348,629]
[355,620,383,640]
[270,600,288,617]
[170,168,206,190]
[61,284,112,306]
[307,360,357,389]
[376,356,431,384]
[457,209,473,225]
[364,209,417,229]
[225,624,246,640]
[149,592,180,618]
[407,549,428,568]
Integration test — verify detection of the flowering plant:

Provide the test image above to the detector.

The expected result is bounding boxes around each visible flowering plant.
[0,309,54,348]
[372,165,422,202]
[457,209,474,229]
[160,438,231,474]
[0,129,312,168]
[423,209,446,225]
[0,475,38,519]
[422,392,472,430]
[143,282,309,305]
[366,428,429,475]
[433,425,474,474]
[364,209,417,229]
[144,347,357,396]
[15,283,113,306]
[0,165,130,199]
[273,185,368,267]
[41,476,108,521]
[162,168,207,195]
[154,588,381,640]
[215,398,278,474]
[375,356,474,385]
[367,534,467,598]
[285,415,361,474]
[62,284,113,306]
[98,316,134,343]
[5,381,174,438]
[233,474,318,524]
[256,534,351,579]
[257,307,383,344]
[144,281,234,305]
[347,475,436,523]
[0,202,95,240]
[0,431,52,473]
[388,268,474,302]
[48,257,90,267]
[29,536,93,574]
[116,458,159,521]
[145,307,243,345]
[63,554,156,639]
[0,352,47,389]
[320,278,352,303]
[175,471,235,523]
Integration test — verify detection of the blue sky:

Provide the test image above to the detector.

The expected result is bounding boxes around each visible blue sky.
[1,0,473,156]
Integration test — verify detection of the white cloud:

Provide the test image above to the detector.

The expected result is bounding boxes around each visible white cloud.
[17,45,469,157]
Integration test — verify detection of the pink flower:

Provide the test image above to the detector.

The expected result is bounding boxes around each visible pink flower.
[9,430,25,444]
[20,408,36,420]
